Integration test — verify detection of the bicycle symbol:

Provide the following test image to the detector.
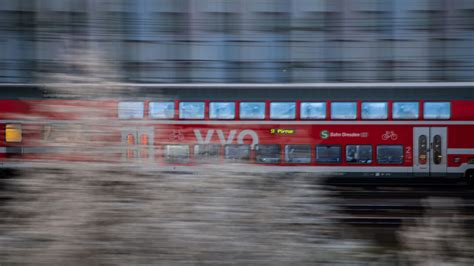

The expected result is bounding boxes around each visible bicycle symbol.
[382,130,398,141]
[169,130,184,141]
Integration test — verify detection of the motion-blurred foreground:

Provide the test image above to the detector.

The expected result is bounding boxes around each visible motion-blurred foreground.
[2,150,474,264]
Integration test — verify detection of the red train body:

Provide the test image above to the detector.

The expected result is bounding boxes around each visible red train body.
[0,90,473,179]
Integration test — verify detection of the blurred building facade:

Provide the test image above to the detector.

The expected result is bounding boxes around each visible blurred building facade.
[1,0,474,83]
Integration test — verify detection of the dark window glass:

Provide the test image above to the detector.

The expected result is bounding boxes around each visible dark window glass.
[224,144,250,161]
[346,145,372,164]
[418,135,428,165]
[377,145,403,164]
[433,135,442,164]
[316,145,342,163]
[285,145,311,164]
[194,144,221,161]
[164,145,190,163]
[255,144,281,164]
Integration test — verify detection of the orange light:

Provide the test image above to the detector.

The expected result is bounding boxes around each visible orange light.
[140,134,148,145]
[6,124,22,143]
[419,154,427,165]
[140,134,149,158]
[127,134,135,145]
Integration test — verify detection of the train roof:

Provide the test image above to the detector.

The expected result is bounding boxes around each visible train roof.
[0,82,473,100]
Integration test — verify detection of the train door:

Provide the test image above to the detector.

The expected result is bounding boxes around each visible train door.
[121,127,154,162]
[413,127,447,176]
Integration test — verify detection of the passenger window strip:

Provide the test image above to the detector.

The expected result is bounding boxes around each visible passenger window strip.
[346,145,373,164]
[285,144,311,164]
[376,145,404,164]
[255,144,281,164]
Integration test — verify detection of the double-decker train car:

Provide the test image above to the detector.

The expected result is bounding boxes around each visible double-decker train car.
[0,83,474,181]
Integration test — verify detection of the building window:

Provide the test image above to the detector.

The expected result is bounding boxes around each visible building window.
[163,145,190,163]
[346,145,372,164]
[210,102,235,119]
[361,102,388,119]
[393,102,419,119]
[255,144,281,164]
[179,102,205,119]
[316,145,342,163]
[423,102,450,119]
[118,102,144,119]
[285,145,311,164]
[240,102,265,119]
[300,102,326,119]
[194,144,221,161]
[149,102,175,119]
[331,102,357,120]
[224,144,250,161]
[377,145,404,164]
[270,102,296,119]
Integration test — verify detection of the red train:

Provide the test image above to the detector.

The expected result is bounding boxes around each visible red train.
[0,83,473,181]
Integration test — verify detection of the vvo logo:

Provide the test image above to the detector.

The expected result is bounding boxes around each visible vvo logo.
[194,129,259,149]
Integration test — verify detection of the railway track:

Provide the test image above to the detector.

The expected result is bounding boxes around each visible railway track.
[324,178,474,226]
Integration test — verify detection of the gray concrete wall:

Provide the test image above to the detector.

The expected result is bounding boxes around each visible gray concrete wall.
[0,0,473,83]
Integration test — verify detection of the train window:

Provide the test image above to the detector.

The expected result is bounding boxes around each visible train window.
[300,102,326,119]
[392,102,419,119]
[179,102,205,119]
[316,145,342,163]
[163,145,190,163]
[377,145,403,164]
[361,102,388,119]
[285,145,311,164]
[346,145,372,164]
[240,102,265,119]
[149,102,175,119]
[331,102,357,120]
[255,144,281,164]
[418,135,428,165]
[210,102,235,119]
[433,135,442,164]
[118,102,144,119]
[194,144,221,161]
[423,102,450,119]
[224,144,250,161]
[270,102,296,119]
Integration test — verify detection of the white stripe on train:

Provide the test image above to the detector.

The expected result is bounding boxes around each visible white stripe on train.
[1,120,474,125]
[448,149,474,155]
[0,147,472,155]
[0,162,470,174]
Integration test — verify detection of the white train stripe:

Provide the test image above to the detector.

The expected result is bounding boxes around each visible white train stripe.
[0,161,415,173]
[3,81,474,89]
[0,159,469,175]
[1,147,473,155]
[220,166,414,173]
[119,120,474,125]
[448,149,474,155]
[0,119,474,125]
